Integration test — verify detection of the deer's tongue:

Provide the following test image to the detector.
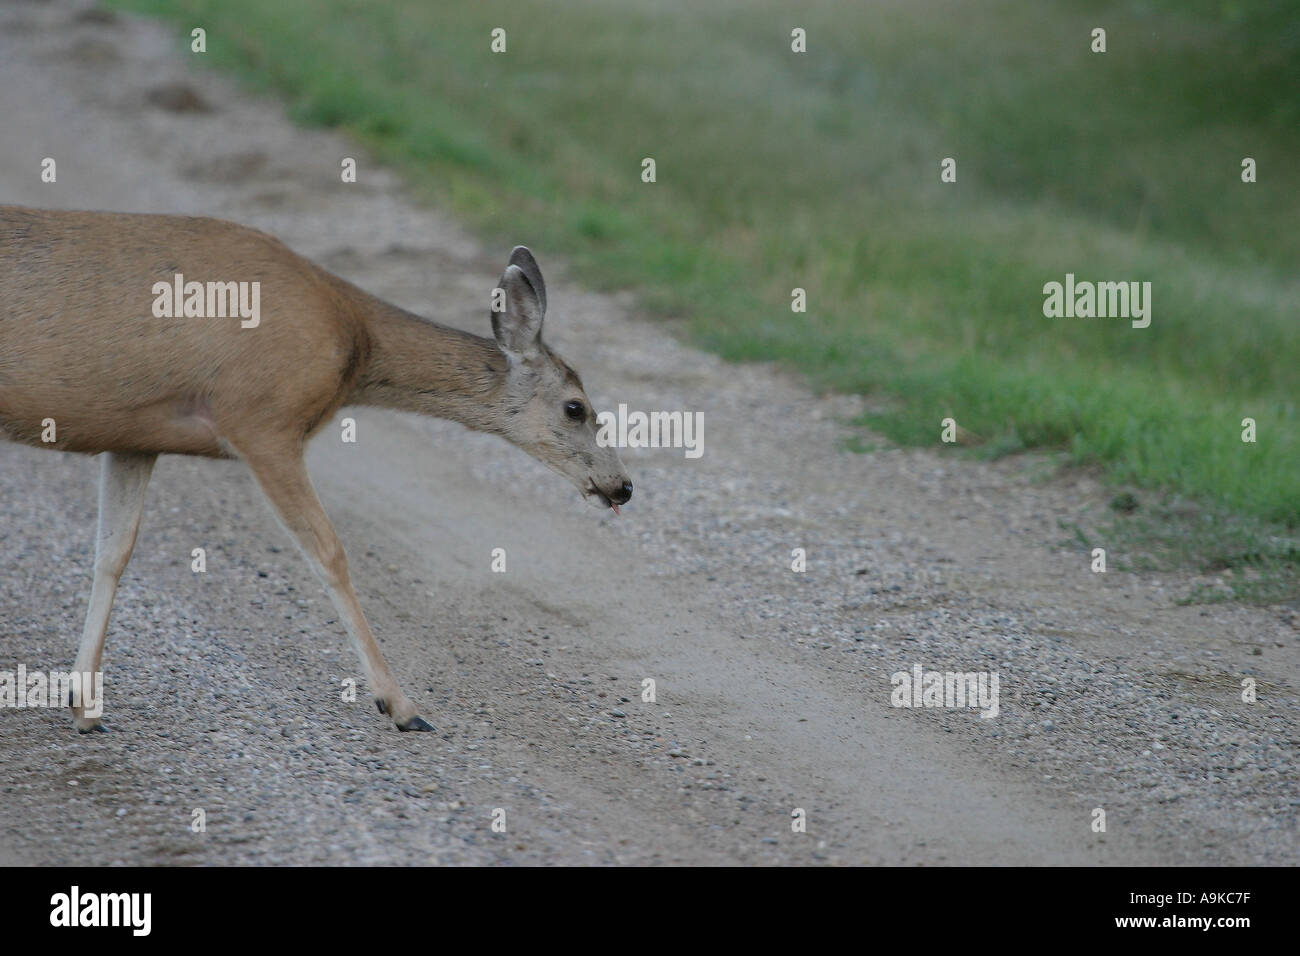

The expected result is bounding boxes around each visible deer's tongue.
[611,504,620,515]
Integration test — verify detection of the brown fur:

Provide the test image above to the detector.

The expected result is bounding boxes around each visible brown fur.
[1,206,503,456]
[1,205,630,732]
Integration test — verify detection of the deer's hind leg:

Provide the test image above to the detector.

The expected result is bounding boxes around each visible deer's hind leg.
[71,451,157,731]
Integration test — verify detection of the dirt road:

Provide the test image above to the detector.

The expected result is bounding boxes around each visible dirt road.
[1,0,1295,865]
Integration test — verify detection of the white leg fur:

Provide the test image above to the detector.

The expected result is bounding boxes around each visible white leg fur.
[70,451,156,730]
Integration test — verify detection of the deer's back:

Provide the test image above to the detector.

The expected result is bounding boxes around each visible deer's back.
[0,205,368,456]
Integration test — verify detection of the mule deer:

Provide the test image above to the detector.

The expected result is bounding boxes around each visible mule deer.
[0,205,632,733]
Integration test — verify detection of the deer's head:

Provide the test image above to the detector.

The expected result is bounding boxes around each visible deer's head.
[491,247,632,513]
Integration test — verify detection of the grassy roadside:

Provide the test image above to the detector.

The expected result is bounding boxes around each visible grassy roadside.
[108,0,1299,600]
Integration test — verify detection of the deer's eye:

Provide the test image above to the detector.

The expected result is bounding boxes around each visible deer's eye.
[564,400,586,421]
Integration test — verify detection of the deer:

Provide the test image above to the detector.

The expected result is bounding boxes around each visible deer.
[0,205,632,733]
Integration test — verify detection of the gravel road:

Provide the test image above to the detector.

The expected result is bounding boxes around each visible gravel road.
[1,0,1295,865]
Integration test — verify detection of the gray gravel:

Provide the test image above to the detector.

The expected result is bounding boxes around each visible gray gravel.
[0,0,1295,865]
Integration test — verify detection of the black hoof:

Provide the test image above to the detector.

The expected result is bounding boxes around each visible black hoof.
[77,724,108,734]
[397,715,435,732]
[375,699,388,715]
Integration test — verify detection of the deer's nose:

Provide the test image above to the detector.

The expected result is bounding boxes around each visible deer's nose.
[610,480,633,505]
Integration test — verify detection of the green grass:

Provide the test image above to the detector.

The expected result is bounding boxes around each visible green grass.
[1059,491,1300,605]
[109,0,1299,595]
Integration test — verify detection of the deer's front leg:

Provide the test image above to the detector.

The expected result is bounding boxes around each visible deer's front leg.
[71,451,157,732]
[239,440,433,732]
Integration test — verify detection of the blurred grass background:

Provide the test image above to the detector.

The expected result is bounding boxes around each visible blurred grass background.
[111,0,1299,594]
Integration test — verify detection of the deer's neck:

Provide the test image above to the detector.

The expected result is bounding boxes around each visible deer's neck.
[347,286,509,435]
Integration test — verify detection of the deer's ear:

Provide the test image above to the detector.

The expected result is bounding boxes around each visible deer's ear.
[492,262,544,359]
[508,246,546,315]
